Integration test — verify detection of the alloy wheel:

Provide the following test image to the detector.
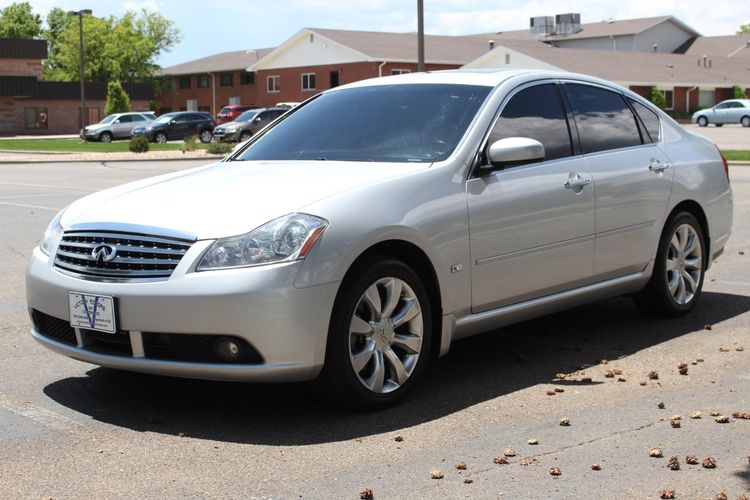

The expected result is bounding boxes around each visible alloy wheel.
[155,133,167,144]
[666,223,702,305]
[348,277,423,394]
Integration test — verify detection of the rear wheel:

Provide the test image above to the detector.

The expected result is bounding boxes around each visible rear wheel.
[99,132,113,143]
[697,116,708,127]
[311,258,432,410]
[741,116,750,128]
[634,212,706,316]
[715,123,723,127]
[154,132,167,144]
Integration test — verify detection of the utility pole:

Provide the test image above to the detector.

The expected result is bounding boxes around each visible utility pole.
[68,9,92,132]
[417,0,425,72]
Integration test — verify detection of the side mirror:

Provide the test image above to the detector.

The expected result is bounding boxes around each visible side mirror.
[169,119,176,125]
[482,137,545,173]
[253,117,262,123]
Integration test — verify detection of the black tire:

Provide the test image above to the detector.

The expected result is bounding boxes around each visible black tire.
[741,116,750,128]
[154,132,167,144]
[239,131,252,142]
[99,131,113,143]
[715,123,723,127]
[697,116,708,127]
[199,129,212,143]
[634,212,706,317]
[311,257,433,410]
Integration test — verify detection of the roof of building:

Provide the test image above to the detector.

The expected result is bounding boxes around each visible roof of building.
[467,39,750,85]
[309,28,492,64]
[0,38,47,59]
[680,34,750,58]
[492,15,700,41]
[157,48,276,76]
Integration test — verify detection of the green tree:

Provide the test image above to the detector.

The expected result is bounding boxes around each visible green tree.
[650,87,666,110]
[42,7,75,80]
[105,80,131,115]
[43,9,180,83]
[738,23,750,34]
[0,2,42,38]
[734,85,748,99]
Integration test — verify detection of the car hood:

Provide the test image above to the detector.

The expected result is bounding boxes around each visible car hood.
[61,160,428,240]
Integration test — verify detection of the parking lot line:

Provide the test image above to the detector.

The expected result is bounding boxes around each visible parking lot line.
[0,390,82,433]
[0,201,61,211]
[0,181,97,191]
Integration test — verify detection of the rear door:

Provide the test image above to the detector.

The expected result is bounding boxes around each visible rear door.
[126,114,147,137]
[467,82,595,312]
[563,83,674,280]
[111,115,130,138]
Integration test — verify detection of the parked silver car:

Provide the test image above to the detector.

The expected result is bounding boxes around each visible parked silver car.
[27,70,733,409]
[692,99,750,127]
[80,112,155,142]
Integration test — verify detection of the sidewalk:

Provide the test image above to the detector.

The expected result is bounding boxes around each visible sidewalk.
[0,149,222,163]
[0,134,79,141]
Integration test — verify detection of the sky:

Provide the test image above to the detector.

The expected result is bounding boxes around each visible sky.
[5,0,749,68]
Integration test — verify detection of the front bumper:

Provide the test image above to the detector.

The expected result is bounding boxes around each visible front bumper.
[80,129,100,140]
[26,245,339,382]
[213,129,239,142]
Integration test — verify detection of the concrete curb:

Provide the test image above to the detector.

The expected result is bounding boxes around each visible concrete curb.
[0,154,223,164]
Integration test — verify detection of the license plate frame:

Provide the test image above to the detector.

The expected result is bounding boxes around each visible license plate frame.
[67,291,117,334]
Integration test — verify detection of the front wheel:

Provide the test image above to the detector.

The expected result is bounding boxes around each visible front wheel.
[741,116,750,128]
[154,132,167,144]
[99,132,113,143]
[697,116,708,127]
[239,131,252,142]
[634,212,706,316]
[199,129,212,143]
[311,258,432,410]
[715,123,723,127]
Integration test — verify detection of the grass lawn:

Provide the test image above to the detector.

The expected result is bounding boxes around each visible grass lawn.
[722,150,750,162]
[0,138,209,153]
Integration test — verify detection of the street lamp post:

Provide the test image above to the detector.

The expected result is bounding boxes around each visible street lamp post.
[68,9,92,132]
[417,0,425,72]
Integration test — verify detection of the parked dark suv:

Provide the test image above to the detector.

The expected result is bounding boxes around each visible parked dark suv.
[212,107,288,142]
[131,112,215,143]
[216,105,259,125]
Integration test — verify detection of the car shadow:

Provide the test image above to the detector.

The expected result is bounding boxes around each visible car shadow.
[43,291,750,446]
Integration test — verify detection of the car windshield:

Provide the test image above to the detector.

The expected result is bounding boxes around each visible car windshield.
[98,115,117,125]
[234,110,261,122]
[152,114,175,125]
[234,84,491,163]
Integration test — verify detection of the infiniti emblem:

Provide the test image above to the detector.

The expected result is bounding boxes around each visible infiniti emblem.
[91,243,118,263]
[378,325,388,343]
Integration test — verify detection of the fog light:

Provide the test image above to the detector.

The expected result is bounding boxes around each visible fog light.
[215,337,242,361]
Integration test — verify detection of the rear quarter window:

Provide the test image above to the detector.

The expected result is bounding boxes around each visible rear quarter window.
[565,84,642,153]
[628,98,661,143]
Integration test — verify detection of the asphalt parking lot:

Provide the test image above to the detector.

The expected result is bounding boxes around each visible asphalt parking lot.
[0,159,748,499]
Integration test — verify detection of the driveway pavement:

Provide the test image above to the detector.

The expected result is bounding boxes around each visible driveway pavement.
[683,123,750,150]
[0,160,748,499]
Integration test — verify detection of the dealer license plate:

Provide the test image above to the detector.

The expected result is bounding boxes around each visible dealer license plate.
[68,292,116,334]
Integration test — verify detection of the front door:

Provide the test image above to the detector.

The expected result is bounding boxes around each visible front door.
[467,83,596,312]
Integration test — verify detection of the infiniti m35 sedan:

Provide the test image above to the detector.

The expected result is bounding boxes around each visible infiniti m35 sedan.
[27,70,733,409]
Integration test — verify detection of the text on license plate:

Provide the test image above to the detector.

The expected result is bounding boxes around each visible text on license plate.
[68,292,116,333]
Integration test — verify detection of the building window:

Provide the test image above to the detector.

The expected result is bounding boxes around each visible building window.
[505,53,511,65]
[229,96,240,105]
[220,73,234,87]
[698,90,715,108]
[241,72,255,85]
[197,75,209,88]
[330,70,339,88]
[661,90,674,110]
[391,69,410,75]
[186,99,197,111]
[302,73,316,91]
[24,107,47,129]
[267,75,280,93]
[178,76,191,89]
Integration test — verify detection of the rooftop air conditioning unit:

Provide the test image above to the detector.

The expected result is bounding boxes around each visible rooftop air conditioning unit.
[555,13,581,36]
[530,16,555,38]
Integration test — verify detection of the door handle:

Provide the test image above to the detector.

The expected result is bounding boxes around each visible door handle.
[649,159,671,172]
[564,174,591,189]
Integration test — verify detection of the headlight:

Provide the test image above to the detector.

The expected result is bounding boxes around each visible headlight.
[196,213,328,271]
[40,209,65,256]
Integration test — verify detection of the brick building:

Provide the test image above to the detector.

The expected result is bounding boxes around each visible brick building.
[0,38,153,136]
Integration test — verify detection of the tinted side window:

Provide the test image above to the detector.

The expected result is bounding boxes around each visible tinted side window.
[131,115,145,122]
[489,83,572,163]
[565,84,641,153]
[117,115,132,123]
[174,115,189,123]
[628,98,660,142]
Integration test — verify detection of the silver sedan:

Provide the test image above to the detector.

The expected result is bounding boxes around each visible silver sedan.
[692,99,750,127]
[27,70,733,409]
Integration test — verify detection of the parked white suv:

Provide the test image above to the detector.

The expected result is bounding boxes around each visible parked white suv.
[80,112,155,142]
[29,70,733,409]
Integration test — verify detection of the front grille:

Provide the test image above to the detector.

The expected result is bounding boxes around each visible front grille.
[142,333,263,364]
[54,231,193,280]
[31,310,77,346]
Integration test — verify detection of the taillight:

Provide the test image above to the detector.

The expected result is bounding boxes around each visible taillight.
[716,146,729,183]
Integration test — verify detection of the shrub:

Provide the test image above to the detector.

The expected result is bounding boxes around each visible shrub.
[732,85,747,99]
[207,142,233,155]
[129,135,150,153]
[182,135,198,152]
[105,80,131,116]
[650,87,666,110]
